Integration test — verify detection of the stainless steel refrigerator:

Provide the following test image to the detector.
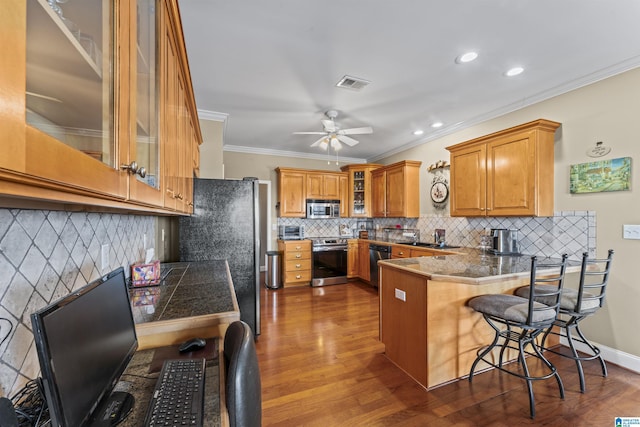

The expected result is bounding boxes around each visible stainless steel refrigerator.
[178,178,261,336]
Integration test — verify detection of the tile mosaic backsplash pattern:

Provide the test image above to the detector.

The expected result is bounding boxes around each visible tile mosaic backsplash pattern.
[279,211,595,260]
[0,209,153,397]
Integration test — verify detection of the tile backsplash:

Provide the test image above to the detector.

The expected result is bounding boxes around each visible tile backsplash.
[279,211,595,260]
[0,209,153,397]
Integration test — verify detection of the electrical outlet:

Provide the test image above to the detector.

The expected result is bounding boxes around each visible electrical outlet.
[101,244,109,271]
[623,224,640,239]
[395,288,406,302]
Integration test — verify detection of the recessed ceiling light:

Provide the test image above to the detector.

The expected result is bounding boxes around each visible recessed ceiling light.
[413,130,424,136]
[456,52,478,64]
[505,67,524,77]
[431,122,443,128]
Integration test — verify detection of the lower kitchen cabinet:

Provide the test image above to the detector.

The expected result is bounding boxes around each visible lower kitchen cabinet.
[347,239,359,278]
[358,240,370,282]
[278,239,312,287]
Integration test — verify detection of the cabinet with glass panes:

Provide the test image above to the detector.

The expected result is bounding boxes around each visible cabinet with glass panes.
[1,0,200,212]
[340,164,382,218]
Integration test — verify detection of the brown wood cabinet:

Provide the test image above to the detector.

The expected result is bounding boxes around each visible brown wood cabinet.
[276,167,348,217]
[391,246,410,259]
[340,164,382,218]
[1,0,200,214]
[347,239,359,278]
[358,240,371,282]
[306,172,341,199]
[446,119,560,217]
[371,160,422,218]
[278,239,312,287]
[276,168,307,217]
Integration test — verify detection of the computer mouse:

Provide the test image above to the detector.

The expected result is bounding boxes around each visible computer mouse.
[178,338,206,353]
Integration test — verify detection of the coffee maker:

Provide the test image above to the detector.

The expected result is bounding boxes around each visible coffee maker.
[491,228,520,255]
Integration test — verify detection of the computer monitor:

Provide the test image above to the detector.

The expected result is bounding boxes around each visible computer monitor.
[31,267,138,427]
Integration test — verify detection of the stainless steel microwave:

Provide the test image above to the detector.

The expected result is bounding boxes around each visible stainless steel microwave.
[306,199,340,219]
[278,225,305,240]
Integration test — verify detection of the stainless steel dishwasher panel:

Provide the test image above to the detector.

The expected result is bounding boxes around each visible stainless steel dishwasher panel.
[369,244,391,287]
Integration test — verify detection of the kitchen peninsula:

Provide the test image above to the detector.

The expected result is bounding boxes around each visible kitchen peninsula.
[378,250,578,389]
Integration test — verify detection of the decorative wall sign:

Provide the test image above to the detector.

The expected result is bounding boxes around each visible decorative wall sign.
[428,166,449,209]
[569,157,631,194]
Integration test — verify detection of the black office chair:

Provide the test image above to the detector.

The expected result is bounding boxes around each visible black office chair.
[516,250,614,392]
[224,321,262,427]
[468,254,568,419]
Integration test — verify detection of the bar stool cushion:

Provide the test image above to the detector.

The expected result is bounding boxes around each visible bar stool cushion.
[469,294,557,325]
[515,285,600,312]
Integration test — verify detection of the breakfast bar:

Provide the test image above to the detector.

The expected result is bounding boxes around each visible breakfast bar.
[378,249,579,389]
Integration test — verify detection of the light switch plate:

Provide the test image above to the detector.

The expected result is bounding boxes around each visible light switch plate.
[623,224,640,239]
[395,288,406,301]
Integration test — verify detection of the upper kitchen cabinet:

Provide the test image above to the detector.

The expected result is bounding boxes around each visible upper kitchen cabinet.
[0,0,200,213]
[371,161,421,218]
[276,167,307,217]
[306,171,343,199]
[340,164,382,217]
[447,119,560,217]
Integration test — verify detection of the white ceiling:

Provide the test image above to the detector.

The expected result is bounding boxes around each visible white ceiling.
[178,0,640,163]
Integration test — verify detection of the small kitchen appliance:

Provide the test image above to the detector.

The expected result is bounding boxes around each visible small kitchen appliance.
[491,228,520,255]
[278,225,305,240]
[306,199,340,219]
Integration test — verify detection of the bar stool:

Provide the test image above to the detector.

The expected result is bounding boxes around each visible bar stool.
[516,250,614,393]
[468,254,569,419]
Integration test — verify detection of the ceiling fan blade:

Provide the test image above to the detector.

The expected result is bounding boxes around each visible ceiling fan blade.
[337,134,359,146]
[293,131,327,135]
[321,119,336,132]
[310,136,329,148]
[338,126,373,135]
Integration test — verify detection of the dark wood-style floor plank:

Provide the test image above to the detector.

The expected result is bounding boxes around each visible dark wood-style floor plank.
[256,280,640,426]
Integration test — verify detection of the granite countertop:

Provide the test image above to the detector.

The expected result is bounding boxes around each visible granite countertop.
[130,260,238,324]
[116,344,221,427]
[379,247,580,285]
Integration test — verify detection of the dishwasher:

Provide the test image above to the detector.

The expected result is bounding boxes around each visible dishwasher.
[369,244,391,287]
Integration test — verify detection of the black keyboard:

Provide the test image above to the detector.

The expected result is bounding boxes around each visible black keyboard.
[144,358,206,427]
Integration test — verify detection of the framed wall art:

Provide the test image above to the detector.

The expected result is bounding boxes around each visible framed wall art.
[569,157,631,194]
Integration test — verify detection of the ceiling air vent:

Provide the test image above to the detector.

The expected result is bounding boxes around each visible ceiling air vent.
[335,75,371,91]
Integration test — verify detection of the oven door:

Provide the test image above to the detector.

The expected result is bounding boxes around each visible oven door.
[312,246,348,287]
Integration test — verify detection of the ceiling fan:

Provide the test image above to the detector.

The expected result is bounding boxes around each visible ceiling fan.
[293,110,373,150]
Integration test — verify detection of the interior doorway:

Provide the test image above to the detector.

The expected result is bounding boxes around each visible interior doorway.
[258,180,271,272]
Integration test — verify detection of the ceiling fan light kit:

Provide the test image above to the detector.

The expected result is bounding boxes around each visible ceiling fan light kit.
[293,109,373,152]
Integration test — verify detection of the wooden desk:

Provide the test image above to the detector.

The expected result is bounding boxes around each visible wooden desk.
[130,261,240,350]
[118,342,222,426]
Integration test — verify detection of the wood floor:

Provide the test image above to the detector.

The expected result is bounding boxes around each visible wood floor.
[255,280,640,426]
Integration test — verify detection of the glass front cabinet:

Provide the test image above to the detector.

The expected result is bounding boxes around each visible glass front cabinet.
[1,0,199,213]
[340,164,382,218]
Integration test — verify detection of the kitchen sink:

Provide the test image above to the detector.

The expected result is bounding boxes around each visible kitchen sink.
[397,241,460,249]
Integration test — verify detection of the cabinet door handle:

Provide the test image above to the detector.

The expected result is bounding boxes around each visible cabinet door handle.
[120,161,146,178]
[295,275,301,279]
[295,264,301,268]
[295,254,301,258]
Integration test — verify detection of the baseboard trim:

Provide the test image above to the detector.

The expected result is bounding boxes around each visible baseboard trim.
[560,337,640,374]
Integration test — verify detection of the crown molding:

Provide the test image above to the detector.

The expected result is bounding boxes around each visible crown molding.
[370,57,640,162]
[223,145,367,164]
[197,109,229,122]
